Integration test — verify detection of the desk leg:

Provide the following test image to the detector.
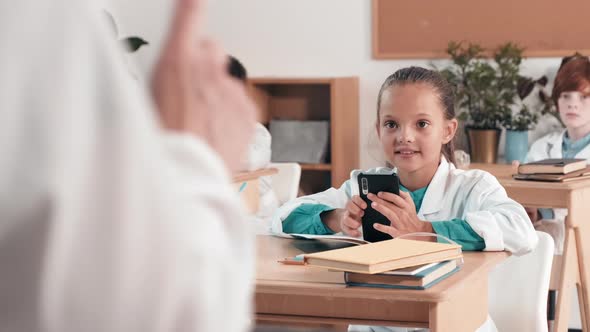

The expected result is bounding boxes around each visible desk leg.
[555,227,578,332]
[576,282,588,330]
[575,226,590,332]
[570,189,590,332]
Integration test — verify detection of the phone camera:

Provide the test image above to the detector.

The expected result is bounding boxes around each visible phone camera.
[361,178,369,195]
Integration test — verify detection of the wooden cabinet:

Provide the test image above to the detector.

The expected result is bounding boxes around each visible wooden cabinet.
[248,77,359,195]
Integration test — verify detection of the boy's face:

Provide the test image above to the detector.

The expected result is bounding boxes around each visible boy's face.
[558,91,590,132]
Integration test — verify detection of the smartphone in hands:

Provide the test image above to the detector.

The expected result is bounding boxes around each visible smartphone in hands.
[355,172,400,242]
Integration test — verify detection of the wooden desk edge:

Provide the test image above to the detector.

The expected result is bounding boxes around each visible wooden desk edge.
[233,168,279,182]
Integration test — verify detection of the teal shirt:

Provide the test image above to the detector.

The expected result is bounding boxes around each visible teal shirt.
[399,184,485,251]
[562,131,590,159]
[282,181,485,251]
[282,203,336,235]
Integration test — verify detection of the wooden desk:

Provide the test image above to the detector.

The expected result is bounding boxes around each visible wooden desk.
[471,163,590,332]
[255,235,508,332]
[233,168,278,214]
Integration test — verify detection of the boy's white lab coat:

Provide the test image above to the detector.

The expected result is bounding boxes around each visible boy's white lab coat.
[525,130,590,254]
[273,157,537,256]
[0,1,253,332]
[526,130,590,162]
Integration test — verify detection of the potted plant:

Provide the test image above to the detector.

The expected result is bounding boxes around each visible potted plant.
[438,42,506,163]
[501,74,548,163]
[438,41,545,163]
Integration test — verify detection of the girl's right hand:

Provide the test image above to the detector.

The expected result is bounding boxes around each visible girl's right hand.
[339,196,367,237]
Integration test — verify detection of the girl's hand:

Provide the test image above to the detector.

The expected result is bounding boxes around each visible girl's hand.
[322,196,367,237]
[339,196,368,237]
[368,191,434,241]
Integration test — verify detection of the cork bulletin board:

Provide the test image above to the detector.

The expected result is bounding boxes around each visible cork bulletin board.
[372,0,590,59]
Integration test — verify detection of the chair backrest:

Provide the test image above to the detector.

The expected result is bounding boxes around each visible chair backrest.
[268,163,301,205]
[488,231,554,332]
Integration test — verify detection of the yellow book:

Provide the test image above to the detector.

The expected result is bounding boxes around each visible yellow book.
[304,238,462,274]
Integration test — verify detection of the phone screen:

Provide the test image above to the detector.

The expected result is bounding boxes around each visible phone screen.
[357,173,400,242]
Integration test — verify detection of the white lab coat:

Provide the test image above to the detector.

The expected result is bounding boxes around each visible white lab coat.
[0,1,253,332]
[526,130,590,162]
[272,157,538,256]
[525,130,590,254]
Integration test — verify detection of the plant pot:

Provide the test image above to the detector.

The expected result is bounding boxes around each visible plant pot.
[466,128,501,163]
[504,130,529,164]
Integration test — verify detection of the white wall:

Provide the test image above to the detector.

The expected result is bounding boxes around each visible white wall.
[106,0,565,169]
[106,0,581,328]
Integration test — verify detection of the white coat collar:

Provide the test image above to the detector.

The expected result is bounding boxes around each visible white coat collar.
[418,156,452,216]
[577,143,590,159]
[569,130,590,159]
[548,130,565,158]
[553,129,590,159]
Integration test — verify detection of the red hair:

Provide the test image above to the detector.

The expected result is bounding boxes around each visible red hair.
[552,56,590,106]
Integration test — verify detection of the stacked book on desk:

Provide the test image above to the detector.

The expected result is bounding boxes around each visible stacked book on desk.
[303,238,463,290]
[513,158,590,182]
[344,259,460,290]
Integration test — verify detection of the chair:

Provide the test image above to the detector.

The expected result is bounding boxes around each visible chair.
[268,162,301,205]
[488,231,554,332]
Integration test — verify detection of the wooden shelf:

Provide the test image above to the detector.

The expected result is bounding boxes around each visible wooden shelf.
[247,77,359,193]
[249,77,336,85]
[300,163,332,171]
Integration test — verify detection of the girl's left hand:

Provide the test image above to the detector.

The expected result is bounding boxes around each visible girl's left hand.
[367,191,435,241]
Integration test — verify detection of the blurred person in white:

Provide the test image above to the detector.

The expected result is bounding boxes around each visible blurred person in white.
[0,0,258,331]
[228,55,280,233]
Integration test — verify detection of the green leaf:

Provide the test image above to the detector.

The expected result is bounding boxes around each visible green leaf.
[437,40,546,131]
[122,37,149,53]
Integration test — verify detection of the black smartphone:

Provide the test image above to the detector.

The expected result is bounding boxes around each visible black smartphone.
[356,172,400,242]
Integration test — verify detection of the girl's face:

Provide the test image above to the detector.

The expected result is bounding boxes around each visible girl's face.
[558,91,590,131]
[376,84,457,174]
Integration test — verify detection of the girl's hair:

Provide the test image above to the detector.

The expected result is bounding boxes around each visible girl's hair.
[376,66,456,165]
[552,56,590,106]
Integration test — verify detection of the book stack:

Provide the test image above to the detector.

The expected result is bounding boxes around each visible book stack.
[513,158,590,182]
[303,238,463,290]
[345,259,461,290]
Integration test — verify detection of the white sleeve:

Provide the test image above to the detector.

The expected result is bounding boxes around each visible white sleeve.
[0,1,253,331]
[526,136,548,163]
[270,180,352,233]
[463,174,538,256]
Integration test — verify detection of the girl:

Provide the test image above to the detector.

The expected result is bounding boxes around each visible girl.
[272,66,537,256]
[525,56,590,254]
